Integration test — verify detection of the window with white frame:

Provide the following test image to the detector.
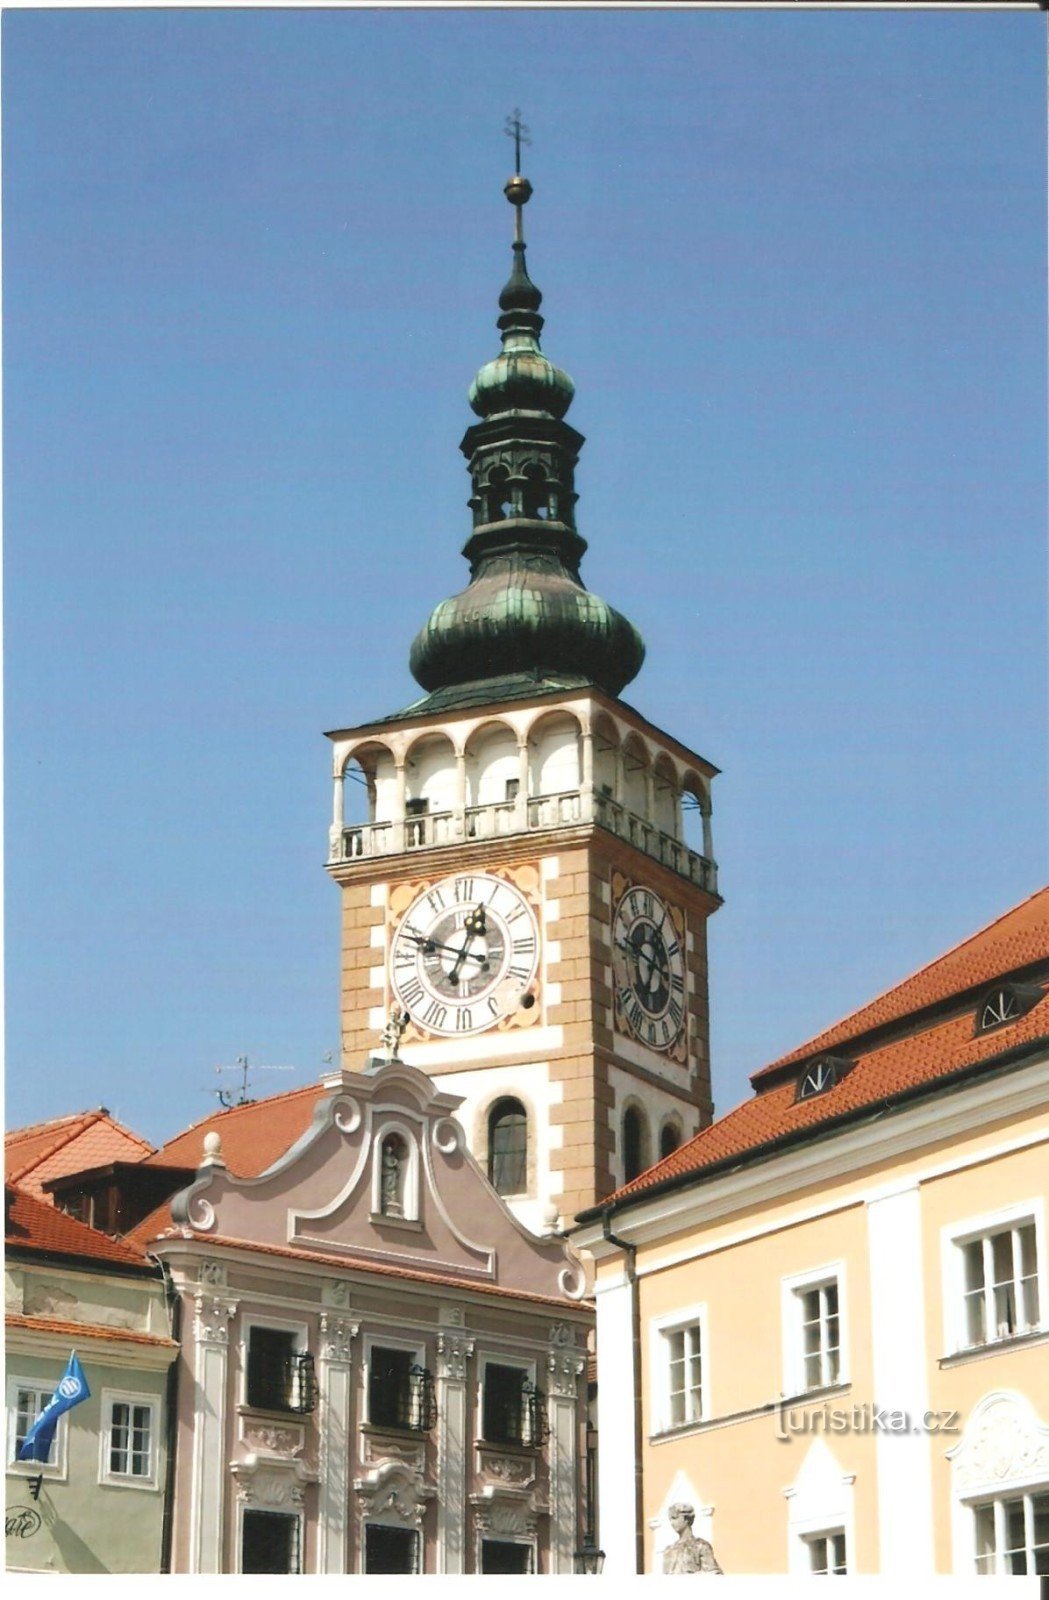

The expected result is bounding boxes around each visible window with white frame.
[805,1529,847,1574]
[650,1304,707,1433]
[961,1221,1040,1347]
[782,1267,846,1397]
[6,1379,64,1473]
[797,1280,840,1391]
[972,1490,1049,1576]
[100,1391,158,1487]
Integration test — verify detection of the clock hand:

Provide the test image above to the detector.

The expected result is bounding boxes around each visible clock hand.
[400,929,489,969]
[449,905,490,982]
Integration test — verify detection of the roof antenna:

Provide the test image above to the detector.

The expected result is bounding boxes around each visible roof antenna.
[213,1054,294,1109]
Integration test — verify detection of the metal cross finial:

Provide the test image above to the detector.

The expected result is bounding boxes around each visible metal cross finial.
[504,109,531,175]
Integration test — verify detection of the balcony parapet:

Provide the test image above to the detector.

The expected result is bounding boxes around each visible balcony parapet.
[331,787,717,895]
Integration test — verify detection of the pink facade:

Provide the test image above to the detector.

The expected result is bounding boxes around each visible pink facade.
[147,1059,592,1574]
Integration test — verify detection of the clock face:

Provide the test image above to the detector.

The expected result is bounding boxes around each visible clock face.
[612,884,686,1053]
[390,872,540,1037]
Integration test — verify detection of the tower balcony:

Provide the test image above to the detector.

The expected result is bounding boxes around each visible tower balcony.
[332,786,717,896]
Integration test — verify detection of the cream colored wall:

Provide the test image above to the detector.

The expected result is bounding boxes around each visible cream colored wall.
[638,1201,877,1574]
[609,1094,1049,1575]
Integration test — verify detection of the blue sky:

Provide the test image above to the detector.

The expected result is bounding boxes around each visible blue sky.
[4,7,1046,1149]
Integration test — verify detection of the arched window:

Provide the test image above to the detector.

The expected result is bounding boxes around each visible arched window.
[488,1099,528,1196]
[379,1132,408,1218]
[659,1122,681,1160]
[623,1106,647,1184]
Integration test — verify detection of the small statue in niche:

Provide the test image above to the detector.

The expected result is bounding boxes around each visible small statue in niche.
[662,1504,723,1575]
[380,1133,408,1218]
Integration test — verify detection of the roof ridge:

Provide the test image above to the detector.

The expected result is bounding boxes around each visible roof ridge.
[757,884,1049,1077]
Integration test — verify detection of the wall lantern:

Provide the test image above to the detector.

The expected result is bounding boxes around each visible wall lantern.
[573,1543,606,1575]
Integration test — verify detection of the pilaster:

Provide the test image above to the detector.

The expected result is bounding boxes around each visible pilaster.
[435,1313,475,1574]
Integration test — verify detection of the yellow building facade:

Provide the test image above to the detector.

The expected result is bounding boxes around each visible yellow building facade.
[575,888,1049,1577]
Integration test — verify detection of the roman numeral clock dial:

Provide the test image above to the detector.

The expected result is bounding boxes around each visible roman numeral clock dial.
[612,883,687,1056]
[390,872,540,1037]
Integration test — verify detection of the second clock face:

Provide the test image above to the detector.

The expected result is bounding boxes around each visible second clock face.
[390,872,540,1037]
[612,884,687,1053]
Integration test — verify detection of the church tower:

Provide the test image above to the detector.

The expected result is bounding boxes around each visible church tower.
[326,148,720,1229]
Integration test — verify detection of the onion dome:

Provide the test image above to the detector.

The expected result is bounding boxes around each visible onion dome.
[409,146,645,703]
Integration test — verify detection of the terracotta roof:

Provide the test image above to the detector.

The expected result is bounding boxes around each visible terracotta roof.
[6,1110,154,1199]
[603,889,1049,1209]
[6,1312,175,1349]
[143,1083,326,1178]
[755,885,1049,1079]
[6,1184,150,1269]
[142,1229,585,1311]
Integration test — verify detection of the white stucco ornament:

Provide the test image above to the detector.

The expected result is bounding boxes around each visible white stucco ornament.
[201,1130,224,1166]
[947,1390,1049,1492]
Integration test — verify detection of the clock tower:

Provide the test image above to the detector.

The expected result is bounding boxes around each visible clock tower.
[326,155,721,1229]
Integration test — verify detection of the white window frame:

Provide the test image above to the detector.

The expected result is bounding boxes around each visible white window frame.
[240,1315,309,1411]
[941,1198,1045,1356]
[803,1527,848,1575]
[649,1301,708,1435]
[477,1352,539,1448]
[968,1488,1049,1576]
[98,1388,160,1491]
[370,1119,421,1222]
[781,1262,848,1398]
[6,1375,70,1481]
[362,1333,427,1427]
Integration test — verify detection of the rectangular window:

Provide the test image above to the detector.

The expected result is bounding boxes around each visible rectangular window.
[364,1523,420,1574]
[481,1539,532,1573]
[797,1280,840,1391]
[665,1323,703,1429]
[107,1398,155,1481]
[482,1363,545,1447]
[973,1492,1049,1575]
[242,1509,302,1574]
[368,1347,435,1432]
[806,1531,847,1575]
[246,1327,316,1414]
[962,1222,1040,1347]
[10,1385,57,1466]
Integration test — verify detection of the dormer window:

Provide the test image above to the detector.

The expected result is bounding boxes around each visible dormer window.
[794,1057,854,1103]
[977,982,1041,1033]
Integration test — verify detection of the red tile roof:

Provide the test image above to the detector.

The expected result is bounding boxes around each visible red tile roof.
[755,885,1049,1079]
[6,1110,154,1199]
[602,887,1049,1209]
[143,1083,326,1179]
[6,1312,175,1349]
[6,1184,149,1269]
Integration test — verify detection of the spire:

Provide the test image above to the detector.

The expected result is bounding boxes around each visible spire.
[407,123,645,703]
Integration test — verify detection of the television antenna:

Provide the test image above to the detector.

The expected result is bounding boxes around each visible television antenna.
[214,1054,295,1109]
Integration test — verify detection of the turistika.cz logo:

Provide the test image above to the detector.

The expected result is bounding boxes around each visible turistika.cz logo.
[776,1400,961,1441]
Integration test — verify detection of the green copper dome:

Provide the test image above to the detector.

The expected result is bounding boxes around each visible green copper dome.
[409,163,645,702]
[409,552,645,695]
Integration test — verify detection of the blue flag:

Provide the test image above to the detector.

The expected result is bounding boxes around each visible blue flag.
[17,1352,90,1463]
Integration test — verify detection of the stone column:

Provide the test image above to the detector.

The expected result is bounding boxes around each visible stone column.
[393,762,407,851]
[329,766,345,860]
[316,1303,359,1574]
[435,1326,475,1574]
[701,801,714,863]
[188,1286,237,1573]
[516,738,530,830]
[454,749,468,838]
[547,1332,586,1575]
[580,729,594,822]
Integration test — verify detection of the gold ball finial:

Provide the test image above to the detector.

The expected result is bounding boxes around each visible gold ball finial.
[504,174,533,207]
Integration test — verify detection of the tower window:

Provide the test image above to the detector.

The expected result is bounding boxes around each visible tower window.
[488,1098,528,1196]
[622,1106,648,1183]
[659,1122,681,1160]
